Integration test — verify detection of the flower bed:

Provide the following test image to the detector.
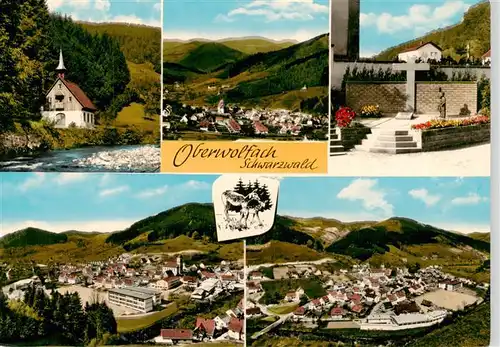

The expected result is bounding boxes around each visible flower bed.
[335,107,356,128]
[412,116,490,130]
[360,104,382,118]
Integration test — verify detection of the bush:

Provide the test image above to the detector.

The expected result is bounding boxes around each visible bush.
[335,107,356,128]
[360,104,382,118]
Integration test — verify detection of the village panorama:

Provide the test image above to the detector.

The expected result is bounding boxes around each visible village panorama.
[246,261,489,345]
[1,252,244,346]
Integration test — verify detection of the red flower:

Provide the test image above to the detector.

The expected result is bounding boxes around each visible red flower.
[335,107,356,128]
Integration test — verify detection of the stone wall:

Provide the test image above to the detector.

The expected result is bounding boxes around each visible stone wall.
[340,125,372,150]
[421,123,490,152]
[346,82,406,114]
[346,81,478,116]
[416,82,477,116]
[331,61,490,89]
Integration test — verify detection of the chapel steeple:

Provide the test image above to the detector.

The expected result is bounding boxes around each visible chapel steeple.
[56,49,66,79]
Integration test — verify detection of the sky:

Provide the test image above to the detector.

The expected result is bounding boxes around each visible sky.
[46,0,161,27]
[358,0,479,57]
[163,0,329,42]
[0,174,490,236]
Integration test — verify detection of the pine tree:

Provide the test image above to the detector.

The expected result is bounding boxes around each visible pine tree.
[0,0,51,131]
[259,184,273,211]
[234,178,246,195]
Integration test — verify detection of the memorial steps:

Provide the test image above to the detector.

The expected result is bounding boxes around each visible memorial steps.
[329,127,347,156]
[355,129,422,154]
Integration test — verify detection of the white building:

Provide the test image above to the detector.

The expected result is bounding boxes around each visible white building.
[398,42,442,63]
[42,50,97,128]
[107,287,161,313]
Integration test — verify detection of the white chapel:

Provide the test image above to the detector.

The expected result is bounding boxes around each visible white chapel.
[42,50,97,128]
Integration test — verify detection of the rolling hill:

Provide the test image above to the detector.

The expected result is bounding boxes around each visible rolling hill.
[326,217,490,261]
[163,33,329,111]
[0,204,490,279]
[375,1,490,61]
[0,228,68,248]
[80,22,161,72]
[178,42,247,73]
[163,37,296,61]
[219,37,295,55]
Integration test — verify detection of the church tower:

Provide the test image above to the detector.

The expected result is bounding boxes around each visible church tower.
[56,49,66,79]
[176,255,183,275]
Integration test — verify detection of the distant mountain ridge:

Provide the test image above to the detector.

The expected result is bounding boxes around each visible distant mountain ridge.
[0,203,489,272]
[163,33,329,109]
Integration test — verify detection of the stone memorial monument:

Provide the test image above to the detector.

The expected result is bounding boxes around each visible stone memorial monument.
[330,0,360,61]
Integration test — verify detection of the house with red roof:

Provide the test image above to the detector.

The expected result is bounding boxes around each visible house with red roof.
[226,118,241,133]
[194,317,216,338]
[42,50,97,128]
[351,304,363,314]
[482,49,491,65]
[159,329,193,344]
[228,317,244,340]
[397,41,442,63]
[330,307,345,320]
[253,121,269,135]
[293,306,306,317]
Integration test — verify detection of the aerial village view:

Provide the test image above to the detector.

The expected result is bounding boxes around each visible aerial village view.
[327,0,491,176]
[161,0,330,141]
[0,173,244,346]
[0,0,161,172]
[244,176,490,347]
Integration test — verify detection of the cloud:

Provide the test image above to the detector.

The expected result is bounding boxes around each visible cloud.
[451,193,488,206]
[46,0,160,27]
[360,1,471,34]
[136,185,169,199]
[217,0,328,23]
[53,173,88,185]
[94,0,110,11]
[1,220,135,237]
[337,179,393,216]
[110,15,160,27]
[360,49,379,58]
[19,173,46,192]
[99,186,129,197]
[183,180,210,190]
[46,0,65,11]
[408,188,441,207]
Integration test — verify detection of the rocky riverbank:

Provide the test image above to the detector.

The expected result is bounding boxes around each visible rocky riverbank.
[0,145,160,172]
[72,145,160,172]
[0,133,47,160]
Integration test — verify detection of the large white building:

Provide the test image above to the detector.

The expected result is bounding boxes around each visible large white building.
[107,287,161,313]
[42,50,97,128]
[398,42,442,63]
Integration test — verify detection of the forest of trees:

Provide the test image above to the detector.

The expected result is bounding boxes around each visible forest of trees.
[231,179,273,212]
[0,285,117,345]
[375,1,490,62]
[0,0,159,133]
[81,23,161,73]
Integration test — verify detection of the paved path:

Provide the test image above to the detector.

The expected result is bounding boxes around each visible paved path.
[329,144,490,176]
[251,313,292,340]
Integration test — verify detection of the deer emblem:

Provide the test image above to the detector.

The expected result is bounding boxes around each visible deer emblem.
[221,189,260,229]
